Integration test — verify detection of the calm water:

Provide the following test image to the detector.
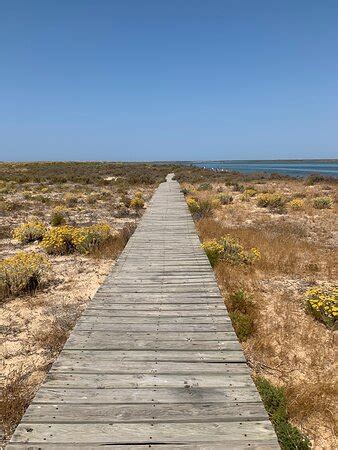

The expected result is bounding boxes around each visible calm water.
[189,160,338,178]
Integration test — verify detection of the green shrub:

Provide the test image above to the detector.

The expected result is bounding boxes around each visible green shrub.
[229,289,252,313]
[198,198,219,217]
[0,252,50,300]
[232,183,245,192]
[229,311,253,341]
[32,194,51,204]
[218,194,233,205]
[312,196,333,209]
[13,221,46,244]
[50,207,66,226]
[198,183,212,191]
[255,377,310,449]
[75,224,117,254]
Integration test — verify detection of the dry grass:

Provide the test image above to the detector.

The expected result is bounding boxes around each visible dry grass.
[192,178,337,448]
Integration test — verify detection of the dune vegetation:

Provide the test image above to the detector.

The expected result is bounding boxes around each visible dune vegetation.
[1,162,336,448]
[183,175,337,448]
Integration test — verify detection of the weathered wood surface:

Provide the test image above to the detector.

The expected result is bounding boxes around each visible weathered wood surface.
[8,174,278,449]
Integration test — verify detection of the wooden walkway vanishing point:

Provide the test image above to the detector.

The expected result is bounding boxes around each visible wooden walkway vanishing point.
[8,174,279,449]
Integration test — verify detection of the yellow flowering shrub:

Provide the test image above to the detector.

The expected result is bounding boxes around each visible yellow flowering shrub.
[202,235,261,267]
[13,221,46,243]
[41,225,76,254]
[305,286,337,327]
[201,240,224,266]
[41,224,116,255]
[288,198,304,211]
[0,251,50,300]
[130,196,145,209]
[257,193,286,209]
[187,197,200,213]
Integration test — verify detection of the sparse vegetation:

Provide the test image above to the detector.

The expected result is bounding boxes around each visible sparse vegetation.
[190,175,337,447]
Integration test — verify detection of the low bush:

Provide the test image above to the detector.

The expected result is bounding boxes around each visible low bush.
[202,235,261,266]
[256,377,310,449]
[229,311,253,341]
[228,289,253,314]
[288,198,305,211]
[305,286,337,327]
[0,252,50,300]
[243,188,257,197]
[13,221,46,244]
[256,193,286,210]
[41,225,75,254]
[130,195,145,209]
[201,240,223,266]
[50,207,67,226]
[199,198,220,216]
[312,196,333,209]
[232,183,245,192]
[198,183,212,191]
[187,197,200,213]
[41,224,117,255]
[218,194,233,205]
[76,224,117,254]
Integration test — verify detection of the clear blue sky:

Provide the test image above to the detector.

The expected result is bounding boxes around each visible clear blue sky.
[1,0,337,161]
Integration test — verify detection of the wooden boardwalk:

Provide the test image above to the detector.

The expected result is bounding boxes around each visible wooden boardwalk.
[8,174,279,449]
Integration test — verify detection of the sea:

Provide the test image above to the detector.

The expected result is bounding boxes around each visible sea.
[186,160,338,178]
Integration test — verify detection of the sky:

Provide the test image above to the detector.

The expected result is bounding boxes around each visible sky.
[0,0,337,162]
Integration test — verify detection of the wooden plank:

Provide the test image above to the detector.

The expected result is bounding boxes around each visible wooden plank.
[65,330,237,341]
[75,323,234,332]
[43,372,253,388]
[22,401,269,423]
[10,421,277,444]
[53,349,246,364]
[65,337,240,350]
